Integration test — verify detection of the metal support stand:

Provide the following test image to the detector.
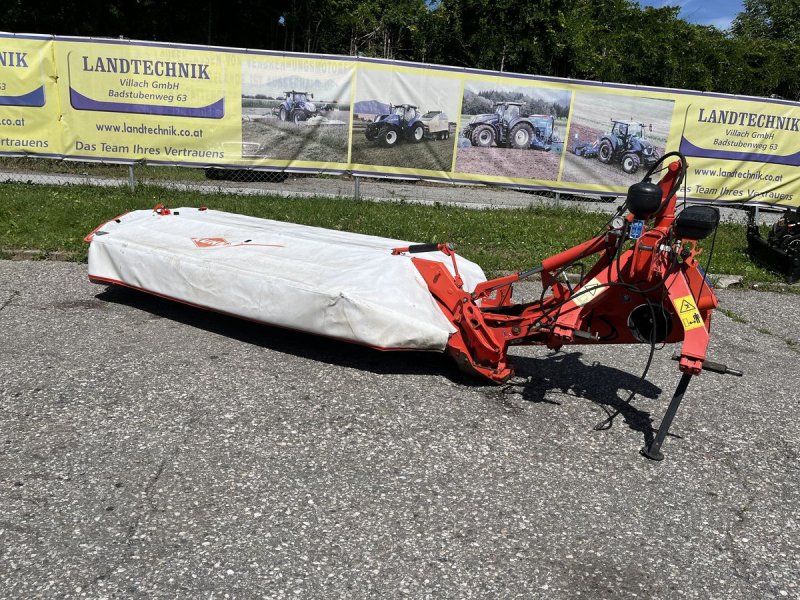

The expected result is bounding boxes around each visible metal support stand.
[746,205,759,227]
[354,176,361,201]
[128,164,136,192]
[641,372,693,461]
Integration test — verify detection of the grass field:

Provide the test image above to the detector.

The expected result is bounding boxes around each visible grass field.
[241,117,349,164]
[0,182,784,287]
[0,157,206,182]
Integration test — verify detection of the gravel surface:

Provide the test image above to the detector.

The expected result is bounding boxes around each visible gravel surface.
[1,261,798,599]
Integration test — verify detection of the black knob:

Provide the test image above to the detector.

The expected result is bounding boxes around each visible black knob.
[626,180,662,220]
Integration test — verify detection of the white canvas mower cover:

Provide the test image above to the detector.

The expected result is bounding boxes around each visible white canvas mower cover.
[86,206,487,351]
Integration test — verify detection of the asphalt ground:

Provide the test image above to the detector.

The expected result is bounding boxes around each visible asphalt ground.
[1,260,798,599]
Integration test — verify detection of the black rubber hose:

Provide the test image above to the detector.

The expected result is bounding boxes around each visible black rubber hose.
[407,243,441,253]
[641,151,688,216]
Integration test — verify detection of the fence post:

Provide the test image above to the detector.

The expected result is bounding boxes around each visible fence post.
[354,175,361,201]
[555,191,560,207]
[128,164,136,192]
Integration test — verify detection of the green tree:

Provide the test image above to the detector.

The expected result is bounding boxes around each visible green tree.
[732,0,800,45]
[731,0,800,98]
[2,0,799,97]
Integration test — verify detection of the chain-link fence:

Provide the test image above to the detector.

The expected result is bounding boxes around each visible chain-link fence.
[0,155,607,208]
[0,156,774,224]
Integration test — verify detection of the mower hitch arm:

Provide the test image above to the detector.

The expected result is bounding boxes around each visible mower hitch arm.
[670,352,742,377]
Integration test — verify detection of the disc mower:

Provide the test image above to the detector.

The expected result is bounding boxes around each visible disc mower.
[86,152,739,460]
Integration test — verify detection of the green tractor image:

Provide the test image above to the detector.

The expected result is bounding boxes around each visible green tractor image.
[461,102,557,150]
[597,120,659,174]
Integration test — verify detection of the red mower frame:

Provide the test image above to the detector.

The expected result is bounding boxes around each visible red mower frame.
[393,153,741,460]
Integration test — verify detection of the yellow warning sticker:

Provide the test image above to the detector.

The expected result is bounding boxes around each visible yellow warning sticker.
[573,277,606,307]
[672,294,705,331]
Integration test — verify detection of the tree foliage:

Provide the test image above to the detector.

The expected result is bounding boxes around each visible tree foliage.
[2,0,798,98]
[462,89,570,118]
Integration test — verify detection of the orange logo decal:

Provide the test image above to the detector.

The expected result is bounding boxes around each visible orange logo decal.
[192,237,230,248]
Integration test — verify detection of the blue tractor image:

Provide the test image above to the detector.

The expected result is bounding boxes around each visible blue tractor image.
[278,91,317,125]
[461,102,557,150]
[595,120,659,174]
[365,104,427,146]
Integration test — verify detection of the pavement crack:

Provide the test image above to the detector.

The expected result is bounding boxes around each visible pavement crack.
[718,453,787,597]
[750,324,799,353]
[723,495,759,589]
[144,456,169,509]
[0,290,20,313]
[81,454,174,594]
[83,417,198,595]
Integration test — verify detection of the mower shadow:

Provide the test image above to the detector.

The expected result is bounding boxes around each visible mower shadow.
[508,351,666,446]
[95,285,465,380]
[96,286,668,445]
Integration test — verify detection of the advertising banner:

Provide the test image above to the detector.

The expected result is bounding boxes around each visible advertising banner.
[239,54,354,171]
[1,32,799,208]
[55,37,238,165]
[350,63,462,177]
[0,35,60,157]
[678,97,799,206]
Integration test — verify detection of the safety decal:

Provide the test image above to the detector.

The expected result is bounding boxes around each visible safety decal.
[572,277,606,307]
[672,294,705,331]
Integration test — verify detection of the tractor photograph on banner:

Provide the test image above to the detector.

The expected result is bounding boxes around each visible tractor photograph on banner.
[571,119,660,175]
[365,103,422,146]
[349,68,460,172]
[461,102,560,152]
[277,90,318,124]
[239,61,352,165]
[454,83,571,181]
[364,104,451,146]
[562,92,672,187]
